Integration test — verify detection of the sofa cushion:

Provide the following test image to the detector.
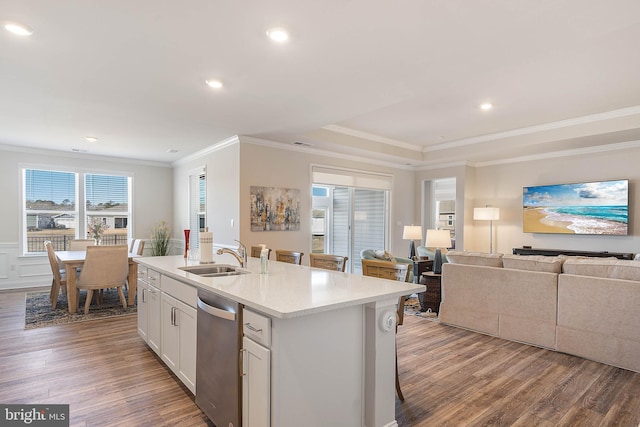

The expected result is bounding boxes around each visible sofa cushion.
[502,254,563,274]
[562,258,640,281]
[445,251,503,267]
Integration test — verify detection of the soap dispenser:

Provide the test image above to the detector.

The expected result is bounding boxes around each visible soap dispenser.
[260,244,268,274]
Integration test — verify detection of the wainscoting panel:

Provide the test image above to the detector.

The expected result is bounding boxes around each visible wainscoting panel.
[0,242,51,290]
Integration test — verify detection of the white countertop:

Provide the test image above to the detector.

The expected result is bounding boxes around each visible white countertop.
[135,254,424,319]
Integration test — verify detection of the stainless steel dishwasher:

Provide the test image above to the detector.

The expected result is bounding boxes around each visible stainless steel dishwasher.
[195,289,242,427]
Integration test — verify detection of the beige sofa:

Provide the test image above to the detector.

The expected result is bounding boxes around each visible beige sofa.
[439,251,640,373]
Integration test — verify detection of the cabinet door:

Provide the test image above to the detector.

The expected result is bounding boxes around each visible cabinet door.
[136,279,148,341]
[161,293,180,372]
[147,284,162,355]
[242,337,270,427]
[177,300,197,394]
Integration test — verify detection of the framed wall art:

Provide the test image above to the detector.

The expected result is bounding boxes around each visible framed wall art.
[250,186,300,231]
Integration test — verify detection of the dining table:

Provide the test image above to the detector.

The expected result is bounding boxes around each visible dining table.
[55,250,139,314]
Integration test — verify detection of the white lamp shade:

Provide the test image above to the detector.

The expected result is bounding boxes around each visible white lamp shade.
[474,206,500,221]
[426,229,451,248]
[402,225,423,240]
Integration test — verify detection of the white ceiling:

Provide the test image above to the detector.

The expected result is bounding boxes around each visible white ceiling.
[2,1,640,167]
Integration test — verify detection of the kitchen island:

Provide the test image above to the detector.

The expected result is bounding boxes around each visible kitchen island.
[135,254,424,427]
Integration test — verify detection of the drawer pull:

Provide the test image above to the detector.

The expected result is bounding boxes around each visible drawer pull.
[244,323,263,333]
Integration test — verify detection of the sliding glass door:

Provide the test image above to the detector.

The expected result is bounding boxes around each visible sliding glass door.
[313,184,388,274]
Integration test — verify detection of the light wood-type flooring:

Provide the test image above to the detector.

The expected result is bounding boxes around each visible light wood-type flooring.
[3,288,640,426]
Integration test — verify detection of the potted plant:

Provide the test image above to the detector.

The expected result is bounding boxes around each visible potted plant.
[150,221,171,256]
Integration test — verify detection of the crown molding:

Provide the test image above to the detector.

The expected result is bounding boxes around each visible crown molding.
[474,139,640,167]
[0,143,172,168]
[171,135,240,167]
[424,106,640,153]
[321,124,423,152]
[239,135,417,171]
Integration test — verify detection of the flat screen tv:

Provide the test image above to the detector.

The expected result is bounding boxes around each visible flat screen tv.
[523,179,629,235]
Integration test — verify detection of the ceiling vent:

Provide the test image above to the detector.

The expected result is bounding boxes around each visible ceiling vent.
[293,141,313,147]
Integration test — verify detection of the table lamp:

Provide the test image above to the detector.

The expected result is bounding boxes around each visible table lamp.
[402,225,423,259]
[473,206,500,253]
[426,229,451,274]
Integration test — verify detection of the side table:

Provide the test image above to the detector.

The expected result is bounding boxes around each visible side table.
[412,259,433,283]
[419,272,442,313]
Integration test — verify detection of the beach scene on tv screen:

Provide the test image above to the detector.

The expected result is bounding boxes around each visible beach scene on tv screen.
[523,180,628,235]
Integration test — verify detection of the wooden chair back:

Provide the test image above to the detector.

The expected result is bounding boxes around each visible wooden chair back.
[132,239,145,255]
[44,240,66,310]
[78,245,129,289]
[77,245,129,314]
[68,239,96,251]
[309,253,348,272]
[275,250,304,265]
[250,246,272,259]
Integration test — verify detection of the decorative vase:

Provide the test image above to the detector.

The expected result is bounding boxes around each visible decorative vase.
[94,238,102,246]
[184,229,190,258]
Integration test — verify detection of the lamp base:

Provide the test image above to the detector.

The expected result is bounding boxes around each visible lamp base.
[408,241,416,260]
[433,249,443,274]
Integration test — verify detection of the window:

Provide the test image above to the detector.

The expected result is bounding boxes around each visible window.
[23,169,78,252]
[85,173,130,246]
[21,167,132,254]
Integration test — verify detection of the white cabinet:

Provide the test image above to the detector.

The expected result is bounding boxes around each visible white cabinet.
[242,309,271,427]
[147,282,161,355]
[160,278,197,394]
[136,267,148,342]
[137,266,197,394]
[137,267,162,355]
[242,336,270,427]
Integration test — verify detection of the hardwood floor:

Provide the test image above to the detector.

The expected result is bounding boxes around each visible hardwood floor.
[2,288,640,426]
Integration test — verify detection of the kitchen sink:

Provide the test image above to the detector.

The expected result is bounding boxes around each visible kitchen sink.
[179,264,250,277]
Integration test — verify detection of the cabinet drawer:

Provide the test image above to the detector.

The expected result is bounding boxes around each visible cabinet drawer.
[147,268,161,286]
[137,265,148,281]
[161,275,197,308]
[243,309,271,348]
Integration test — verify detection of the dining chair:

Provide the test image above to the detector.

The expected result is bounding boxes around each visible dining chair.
[361,258,410,401]
[250,246,272,259]
[132,239,145,256]
[309,253,348,272]
[68,239,96,251]
[44,241,68,310]
[275,250,304,265]
[76,245,129,315]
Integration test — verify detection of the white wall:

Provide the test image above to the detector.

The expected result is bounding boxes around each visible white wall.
[471,146,640,255]
[0,146,173,290]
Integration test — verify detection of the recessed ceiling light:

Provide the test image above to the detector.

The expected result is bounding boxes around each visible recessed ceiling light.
[205,79,223,89]
[266,27,289,42]
[480,103,493,111]
[84,136,98,142]
[4,22,33,36]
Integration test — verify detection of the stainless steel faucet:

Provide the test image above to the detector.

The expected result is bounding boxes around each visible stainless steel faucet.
[216,239,247,268]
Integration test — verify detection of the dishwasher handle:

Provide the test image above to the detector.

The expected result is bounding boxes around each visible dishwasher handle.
[197,296,236,321]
